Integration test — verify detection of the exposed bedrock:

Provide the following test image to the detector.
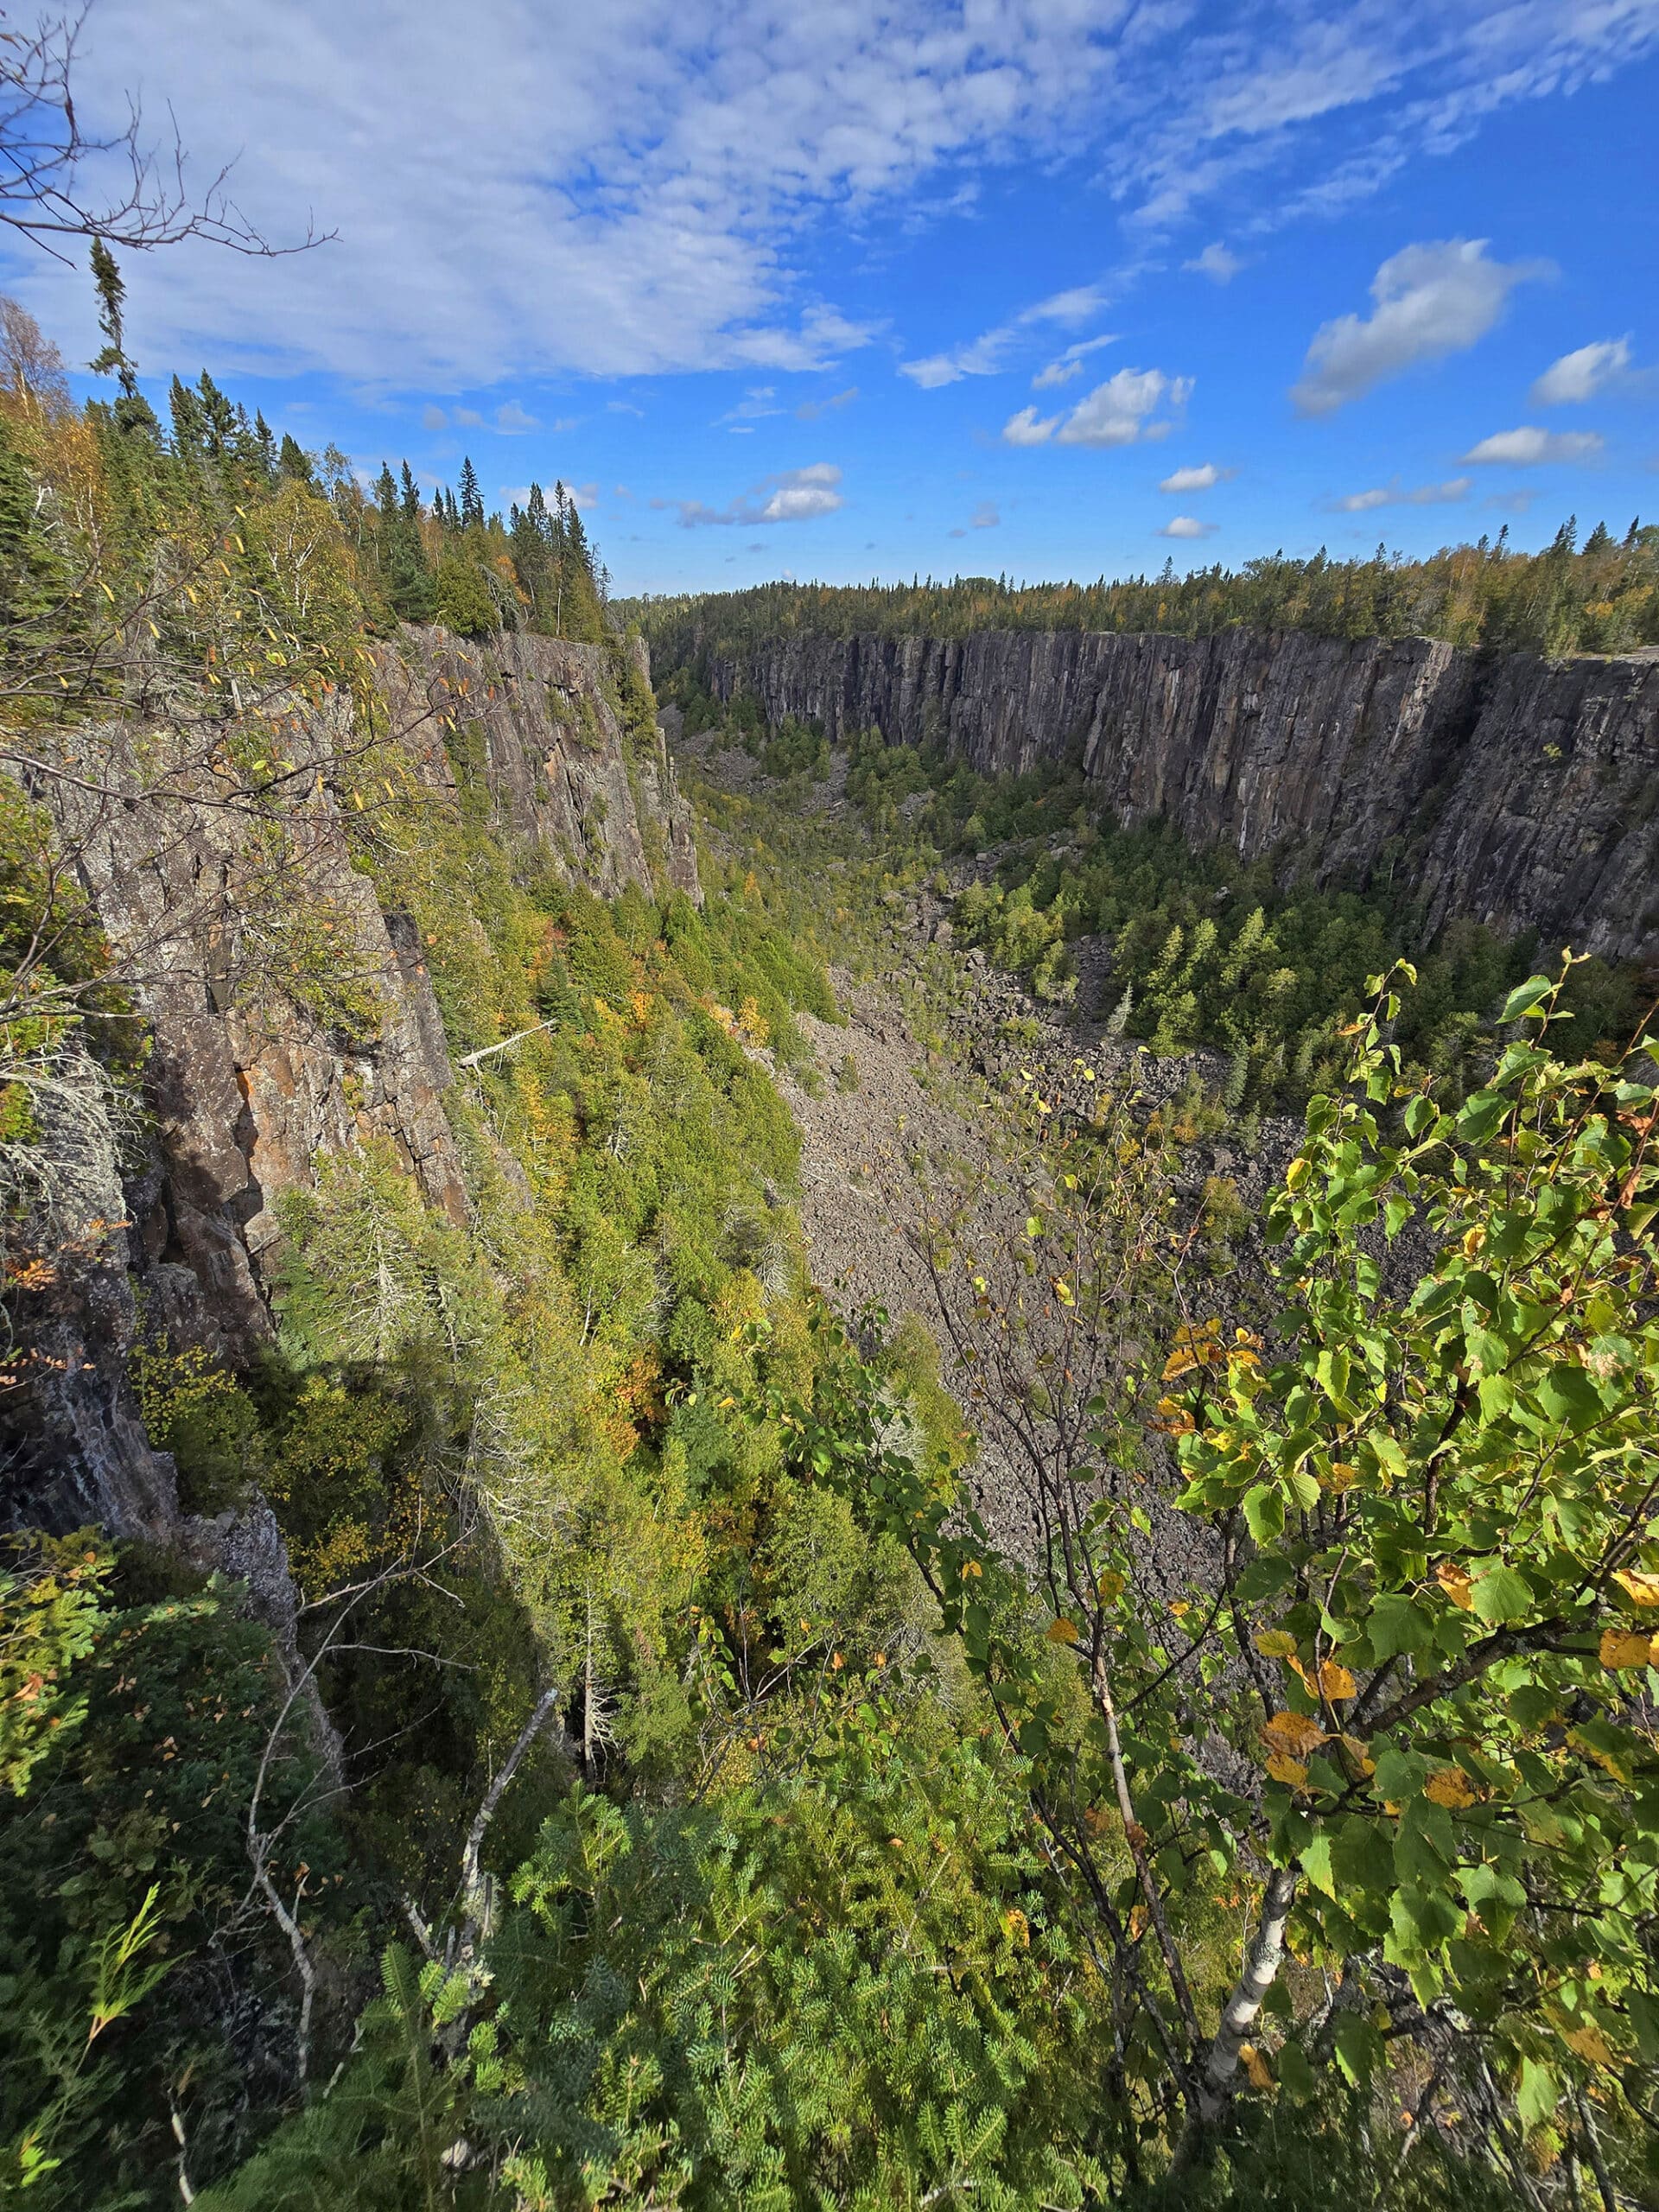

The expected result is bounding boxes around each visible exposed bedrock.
[709,628,1659,963]
[6,627,699,1554]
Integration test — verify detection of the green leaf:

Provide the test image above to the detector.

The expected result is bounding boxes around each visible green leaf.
[1243,1484,1285,1543]
[1277,2041,1316,2100]
[1516,2057,1556,2133]
[1332,2012,1381,2088]
[1300,1827,1336,1899]
[1403,1095,1434,1139]
[1470,1564,1531,1626]
[1498,975,1554,1024]
[1368,1594,1433,1658]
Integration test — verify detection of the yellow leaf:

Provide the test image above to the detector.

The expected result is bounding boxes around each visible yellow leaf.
[1424,1767,1479,1809]
[1613,1569,1659,1609]
[1096,1571,1126,1601]
[1262,1711,1326,1759]
[1254,1629,1298,1659]
[1241,2043,1274,2091]
[1315,1660,1357,1700]
[1323,1461,1359,1493]
[1170,1599,1191,1619]
[1436,1561,1474,1611]
[1046,1618,1080,1645]
[1562,2021,1616,2069]
[1265,1752,1308,1788]
[1599,1627,1657,1671]
[1334,1733,1376,1781]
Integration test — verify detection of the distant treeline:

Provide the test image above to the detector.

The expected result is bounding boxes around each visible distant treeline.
[629,516,1659,667]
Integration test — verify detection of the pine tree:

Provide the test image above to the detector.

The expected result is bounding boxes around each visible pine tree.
[277,434,315,485]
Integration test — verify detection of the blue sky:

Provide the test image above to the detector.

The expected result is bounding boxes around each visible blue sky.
[7,0,1656,594]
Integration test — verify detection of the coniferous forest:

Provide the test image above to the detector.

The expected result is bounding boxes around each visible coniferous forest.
[2,31,1659,2211]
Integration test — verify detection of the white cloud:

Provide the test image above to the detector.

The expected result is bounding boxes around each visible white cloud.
[1032,334,1118,390]
[665,461,844,527]
[1108,10,1659,239]
[1330,476,1471,511]
[901,284,1108,388]
[1006,365,1191,448]
[970,500,1000,529]
[494,399,538,432]
[796,385,858,420]
[454,406,486,428]
[7,1,1655,395]
[1002,406,1056,447]
[422,404,448,430]
[1291,240,1544,416]
[1461,427,1604,465]
[1184,243,1242,283]
[1158,461,1232,493]
[717,385,782,424]
[1531,337,1631,405]
[1158,516,1217,539]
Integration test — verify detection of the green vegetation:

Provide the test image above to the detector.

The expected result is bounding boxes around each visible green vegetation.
[3,282,1659,2210]
[634,513,1659,661]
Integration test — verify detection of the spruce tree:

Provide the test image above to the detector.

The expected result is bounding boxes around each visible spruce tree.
[277,434,315,485]
[458,455,484,531]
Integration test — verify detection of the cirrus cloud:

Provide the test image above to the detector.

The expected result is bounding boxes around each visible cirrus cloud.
[901,283,1109,389]
[1290,239,1546,417]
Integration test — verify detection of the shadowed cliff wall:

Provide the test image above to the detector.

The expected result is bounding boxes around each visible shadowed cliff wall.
[709,628,1659,963]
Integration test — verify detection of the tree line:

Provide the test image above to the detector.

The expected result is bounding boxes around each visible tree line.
[632,516,1659,667]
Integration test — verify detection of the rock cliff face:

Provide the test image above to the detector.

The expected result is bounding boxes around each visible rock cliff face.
[5,628,697,1565]
[710,629,1659,963]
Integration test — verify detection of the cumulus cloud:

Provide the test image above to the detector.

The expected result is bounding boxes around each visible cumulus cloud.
[1290,240,1544,416]
[1158,516,1217,539]
[422,404,448,430]
[796,385,858,420]
[664,461,844,526]
[901,284,1108,389]
[1461,427,1604,465]
[1158,461,1232,493]
[1184,243,1242,283]
[1032,334,1118,390]
[494,400,538,432]
[1531,338,1631,405]
[1005,366,1191,448]
[1330,476,1471,511]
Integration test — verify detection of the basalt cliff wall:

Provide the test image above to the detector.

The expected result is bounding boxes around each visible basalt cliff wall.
[709,628,1659,964]
[6,628,698,1584]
